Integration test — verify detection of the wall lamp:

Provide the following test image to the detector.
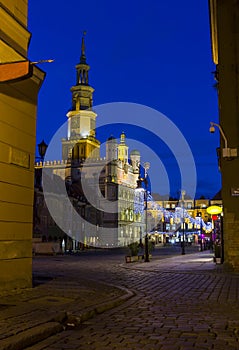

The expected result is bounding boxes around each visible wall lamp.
[31,59,54,64]
[210,122,237,159]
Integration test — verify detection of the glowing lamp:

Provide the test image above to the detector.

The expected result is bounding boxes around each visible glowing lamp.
[206,205,222,215]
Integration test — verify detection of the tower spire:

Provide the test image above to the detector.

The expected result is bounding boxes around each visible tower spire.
[118,131,129,164]
[63,35,99,162]
[80,31,87,64]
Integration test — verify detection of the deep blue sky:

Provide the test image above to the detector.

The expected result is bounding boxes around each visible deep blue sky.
[28,0,221,199]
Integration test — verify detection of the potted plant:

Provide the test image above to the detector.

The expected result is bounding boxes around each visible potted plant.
[125,242,139,263]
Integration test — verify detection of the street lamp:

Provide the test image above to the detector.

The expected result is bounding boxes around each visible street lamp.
[37,140,48,161]
[207,205,223,263]
[35,140,48,189]
[136,162,150,262]
[209,121,237,159]
[180,190,186,255]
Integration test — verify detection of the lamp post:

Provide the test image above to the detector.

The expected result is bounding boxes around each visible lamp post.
[196,212,203,251]
[200,217,203,251]
[181,190,186,255]
[35,140,48,189]
[136,162,150,262]
[207,205,223,263]
[144,187,149,262]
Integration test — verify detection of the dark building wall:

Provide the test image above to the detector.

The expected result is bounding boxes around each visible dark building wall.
[209,0,239,270]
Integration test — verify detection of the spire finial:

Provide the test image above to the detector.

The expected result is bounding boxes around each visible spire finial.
[120,131,126,143]
[80,31,87,64]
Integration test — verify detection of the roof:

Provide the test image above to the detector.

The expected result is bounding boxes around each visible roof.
[107,135,117,141]
[130,149,140,156]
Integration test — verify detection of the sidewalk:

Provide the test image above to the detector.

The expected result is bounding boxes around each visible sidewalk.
[0,272,133,350]
[0,251,228,350]
[123,250,224,273]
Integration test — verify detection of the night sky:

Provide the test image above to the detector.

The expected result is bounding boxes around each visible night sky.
[28,0,221,199]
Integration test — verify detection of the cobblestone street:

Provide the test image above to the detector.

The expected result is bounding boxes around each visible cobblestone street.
[21,249,239,350]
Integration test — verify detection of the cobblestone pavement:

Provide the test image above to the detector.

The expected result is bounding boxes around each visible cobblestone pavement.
[21,249,239,350]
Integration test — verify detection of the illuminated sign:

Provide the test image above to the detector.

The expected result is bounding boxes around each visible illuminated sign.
[206,205,222,215]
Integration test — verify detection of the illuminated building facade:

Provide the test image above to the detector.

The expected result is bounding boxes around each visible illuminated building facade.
[147,195,223,247]
[34,37,144,248]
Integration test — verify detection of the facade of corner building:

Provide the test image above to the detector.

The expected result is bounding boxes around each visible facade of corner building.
[34,36,145,249]
[209,0,239,271]
[0,1,45,291]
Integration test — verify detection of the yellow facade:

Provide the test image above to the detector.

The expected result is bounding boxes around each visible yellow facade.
[0,2,45,290]
[1,1,28,26]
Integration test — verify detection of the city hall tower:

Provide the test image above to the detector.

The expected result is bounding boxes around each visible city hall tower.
[62,33,100,162]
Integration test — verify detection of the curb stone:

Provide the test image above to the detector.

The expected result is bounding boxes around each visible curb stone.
[0,284,134,350]
[0,322,63,350]
[65,285,135,326]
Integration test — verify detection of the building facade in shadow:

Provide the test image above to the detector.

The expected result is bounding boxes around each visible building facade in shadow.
[0,1,45,290]
[209,0,239,270]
